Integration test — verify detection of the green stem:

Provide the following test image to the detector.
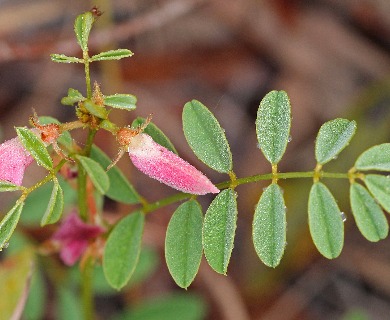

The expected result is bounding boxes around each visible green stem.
[81,258,94,320]
[83,51,92,98]
[144,170,351,213]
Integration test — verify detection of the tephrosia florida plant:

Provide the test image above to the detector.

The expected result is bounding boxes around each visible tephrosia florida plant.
[1,9,390,319]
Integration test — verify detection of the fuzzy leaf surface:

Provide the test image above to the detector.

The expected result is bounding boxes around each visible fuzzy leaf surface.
[183,100,232,173]
[0,201,24,250]
[355,143,390,171]
[41,178,64,226]
[76,155,109,194]
[364,174,390,212]
[91,49,134,61]
[104,94,137,111]
[74,12,94,51]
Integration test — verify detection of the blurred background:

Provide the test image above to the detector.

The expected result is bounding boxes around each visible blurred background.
[0,0,390,319]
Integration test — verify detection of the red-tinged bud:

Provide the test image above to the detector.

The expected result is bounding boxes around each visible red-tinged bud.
[0,136,34,185]
[128,133,219,195]
[52,212,105,266]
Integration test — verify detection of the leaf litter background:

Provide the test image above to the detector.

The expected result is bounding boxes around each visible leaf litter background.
[0,0,390,319]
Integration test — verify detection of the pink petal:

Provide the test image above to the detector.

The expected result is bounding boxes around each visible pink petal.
[128,134,219,195]
[0,137,33,185]
[53,212,105,266]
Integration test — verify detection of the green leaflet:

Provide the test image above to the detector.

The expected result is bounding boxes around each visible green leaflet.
[90,146,140,204]
[75,155,109,194]
[74,12,94,52]
[203,189,237,274]
[252,183,286,267]
[350,183,388,242]
[83,100,108,119]
[103,211,145,290]
[91,49,134,61]
[61,88,84,106]
[40,178,64,226]
[165,200,203,289]
[0,181,23,192]
[364,174,390,212]
[104,94,137,111]
[355,143,390,171]
[256,90,291,165]
[16,127,53,170]
[315,118,356,165]
[308,182,344,259]
[183,100,232,173]
[50,54,83,64]
[132,117,178,154]
[0,201,24,250]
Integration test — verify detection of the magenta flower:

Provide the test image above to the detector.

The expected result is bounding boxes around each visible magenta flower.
[53,212,105,266]
[0,136,34,185]
[127,133,219,195]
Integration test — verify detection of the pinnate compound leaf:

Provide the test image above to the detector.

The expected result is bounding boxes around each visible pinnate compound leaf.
[0,181,23,192]
[0,201,24,250]
[252,183,286,267]
[308,182,344,259]
[315,118,356,165]
[104,94,137,111]
[103,211,144,290]
[41,178,64,226]
[91,49,134,61]
[61,88,84,106]
[74,12,94,51]
[203,189,237,274]
[256,90,291,165]
[90,146,140,204]
[76,155,109,194]
[132,117,178,154]
[355,143,390,171]
[50,54,83,64]
[183,100,232,173]
[16,127,53,170]
[364,174,390,212]
[165,200,203,289]
[350,183,388,242]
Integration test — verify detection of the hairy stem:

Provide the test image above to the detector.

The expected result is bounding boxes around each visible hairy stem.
[81,257,94,320]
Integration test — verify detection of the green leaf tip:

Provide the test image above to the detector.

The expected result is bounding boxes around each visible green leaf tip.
[315,118,356,165]
[40,179,64,226]
[308,182,344,259]
[91,49,134,61]
[203,189,238,274]
[50,54,83,64]
[165,200,203,289]
[104,94,137,111]
[256,90,291,165]
[252,183,287,267]
[74,12,94,52]
[0,201,24,250]
[183,99,232,173]
[75,155,109,194]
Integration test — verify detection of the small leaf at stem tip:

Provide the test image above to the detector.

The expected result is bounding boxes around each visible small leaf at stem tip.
[182,100,232,173]
[350,183,388,242]
[74,12,94,52]
[203,189,238,274]
[83,100,108,119]
[41,179,64,226]
[0,201,24,250]
[355,143,390,171]
[90,145,140,204]
[103,211,144,290]
[132,117,178,154]
[165,200,203,289]
[90,49,134,61]
[50,54,83,64]
[252,183,286,268]
[75,155,109,194]
[16,127,53,170]
[61,88,84,106]
[364,174,390,213]
[104,94,137,111]
[315,118,356,165]
[308,182,344,259]
[256,90,291,165]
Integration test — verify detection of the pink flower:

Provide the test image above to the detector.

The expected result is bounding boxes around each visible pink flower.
[127,133,219,195]
[53,212,105,266]
[0,137,34,185]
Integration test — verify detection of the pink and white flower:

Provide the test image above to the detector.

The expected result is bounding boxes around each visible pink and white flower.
[128,133,219,195]
[52,212,105,266]
[0,136,34,185]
